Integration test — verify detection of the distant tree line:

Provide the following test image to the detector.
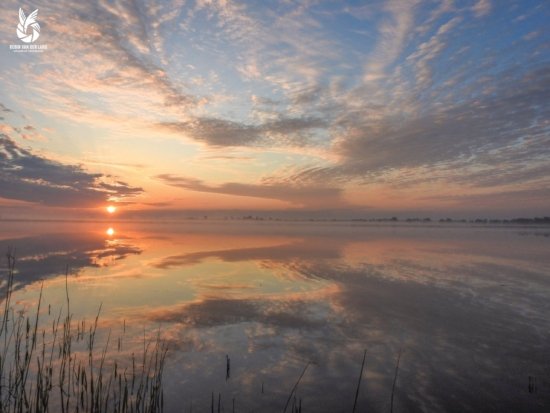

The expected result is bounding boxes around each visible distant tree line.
[231,216,550,224]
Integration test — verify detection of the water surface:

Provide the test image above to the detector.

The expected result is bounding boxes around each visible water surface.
[1,221,549,412]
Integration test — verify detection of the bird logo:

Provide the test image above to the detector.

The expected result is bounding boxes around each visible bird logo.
[16,8,40,43]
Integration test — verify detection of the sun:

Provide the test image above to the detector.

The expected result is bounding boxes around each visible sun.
[106,205,117,214]
[106,227,115,237]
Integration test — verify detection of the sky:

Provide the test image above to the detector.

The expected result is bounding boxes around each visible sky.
[0,0,548,219]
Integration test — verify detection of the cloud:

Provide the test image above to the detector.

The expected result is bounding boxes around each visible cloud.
[422,188,550,210]
[0,103,12,113]
[148,296,327,330]
[0,134,142,207]
[151,240,341,269]
[0,0,201,130]
[74,0,196,110]
[199,154,253,161]
[0,232,141,293]
[0,103,12,122]
[158,115,326,147]
[472,0,491,18]
[156,173,344,207]
[15,125,48,142]
[407,16,462,89]
[363,0,420,82]
[290,66,550,186]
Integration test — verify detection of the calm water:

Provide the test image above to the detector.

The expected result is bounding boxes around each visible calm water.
[1,221,549,412]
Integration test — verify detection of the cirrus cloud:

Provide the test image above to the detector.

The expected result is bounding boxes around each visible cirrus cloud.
[156,173,345,208]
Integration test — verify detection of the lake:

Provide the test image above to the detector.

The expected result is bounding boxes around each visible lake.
[1,220,549,412]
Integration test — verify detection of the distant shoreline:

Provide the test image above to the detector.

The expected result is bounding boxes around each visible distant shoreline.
[1,216,549,226]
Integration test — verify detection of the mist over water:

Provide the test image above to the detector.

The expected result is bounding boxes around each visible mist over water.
[1,221,549,412]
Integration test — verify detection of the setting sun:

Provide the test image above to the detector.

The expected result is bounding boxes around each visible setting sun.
[106,205,117,214]
[106,227,115,237]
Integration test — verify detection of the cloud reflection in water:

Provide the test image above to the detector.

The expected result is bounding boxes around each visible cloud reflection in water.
[1,222,549,412]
